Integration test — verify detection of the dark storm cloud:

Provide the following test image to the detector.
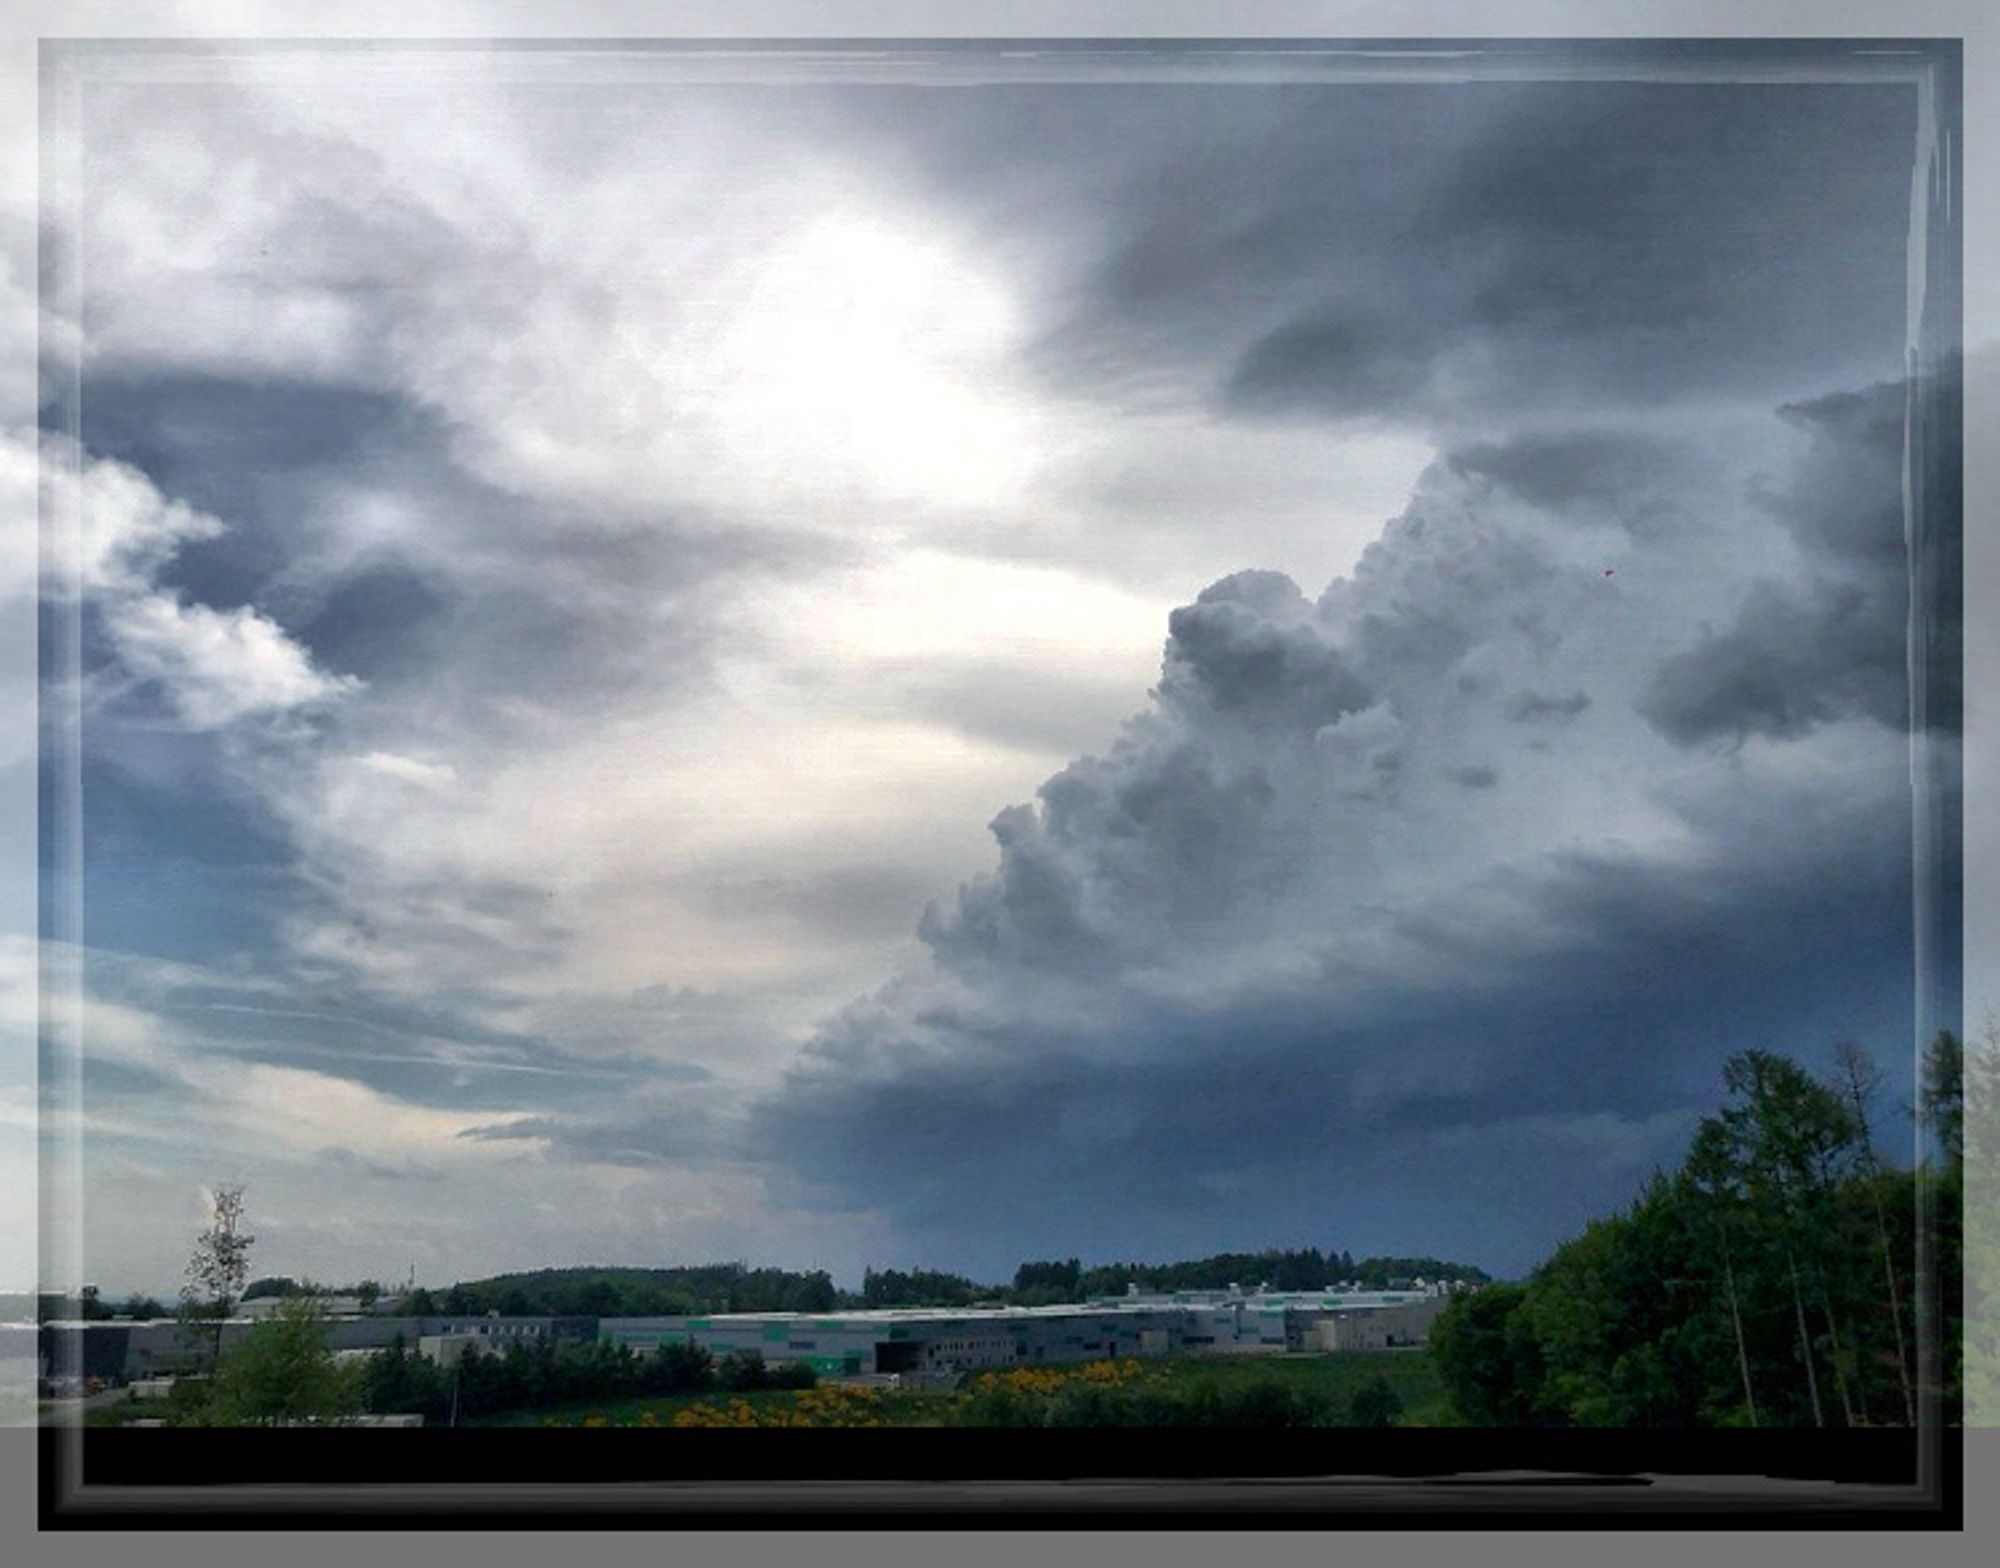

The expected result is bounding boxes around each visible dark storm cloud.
[1763,382,1911,571]
[1159,571,1374,732]
[754,775,1918,1279]
[1223,310,1438,419]
[838,80,1918,429]
[1638,577,1907,746]
[1447,432,1693,533]
[743,354,1949,1277]
[1637,377,1929,748]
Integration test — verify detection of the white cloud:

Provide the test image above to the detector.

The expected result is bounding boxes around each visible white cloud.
[0,431,226,605]
[80,83,1052,533]
[74,453,227,595]
[352,750,457,790]
[8,428,354,732]
[0,931,33,1041]
[100,592,357,729]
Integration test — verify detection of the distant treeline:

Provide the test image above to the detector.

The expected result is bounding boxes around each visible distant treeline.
[50,1245,1490,1325]
[416,1249,1490,1320]
[990,1252,1488,1308]
[418,1264,842,1319]
[34,1285,166,1323]
[141,1330,816,1428]
[241,1278,391,1302]
[1429,1036,1968,1428]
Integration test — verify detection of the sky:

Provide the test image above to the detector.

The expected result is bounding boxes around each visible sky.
[1,57,1963,1293]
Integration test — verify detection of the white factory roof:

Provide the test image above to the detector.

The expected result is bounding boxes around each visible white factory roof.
[603,1290,1436,1329]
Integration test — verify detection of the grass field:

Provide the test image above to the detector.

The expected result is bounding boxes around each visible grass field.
[1144,1350,1451,1424]
[474,1384,962,1427]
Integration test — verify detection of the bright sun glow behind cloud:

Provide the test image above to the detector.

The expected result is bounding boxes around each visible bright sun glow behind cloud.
[711,214,1041,518]
[736,546,1169,667]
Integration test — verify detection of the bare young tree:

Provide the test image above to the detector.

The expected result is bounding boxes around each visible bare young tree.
[180,1183,255,1368]
[1833,1042,1915,1423]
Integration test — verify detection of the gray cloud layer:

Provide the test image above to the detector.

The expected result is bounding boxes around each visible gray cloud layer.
[1637,380,1923,746]
[827,81,1917,432]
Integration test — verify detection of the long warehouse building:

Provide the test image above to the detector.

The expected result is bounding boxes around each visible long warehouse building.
[32,1287,1460,1390]
[600,1288,1453,1382]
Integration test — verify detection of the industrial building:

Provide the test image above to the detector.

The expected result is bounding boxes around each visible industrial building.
[34,1284,1461,1393]
[35,1312,594,1387]
[599,1286,1453,1383]
[1306,1296,1449,1351]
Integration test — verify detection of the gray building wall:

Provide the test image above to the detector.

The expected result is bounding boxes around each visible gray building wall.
[599,1295,1447,1382]
[1310,1297,1449,1352]
[41,1312,600,1383]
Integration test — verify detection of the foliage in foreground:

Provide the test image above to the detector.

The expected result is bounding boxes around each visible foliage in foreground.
[1430,1038,1966,1428]
[1966,1022,2000,1426]
[944,1358,1409,1429]
[530,1355,1433,1430]
[162,1296,364,1427]
[669,1384,891,1428]
[361,1336,813,1425]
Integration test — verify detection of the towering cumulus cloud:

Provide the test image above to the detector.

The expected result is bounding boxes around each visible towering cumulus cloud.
[757,377,1943,1279]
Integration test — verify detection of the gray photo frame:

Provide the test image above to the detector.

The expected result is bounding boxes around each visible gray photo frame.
[27,25,1965,1529]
